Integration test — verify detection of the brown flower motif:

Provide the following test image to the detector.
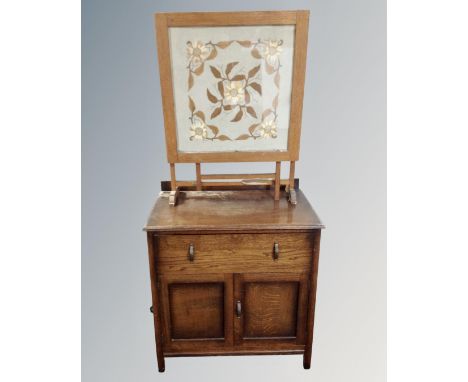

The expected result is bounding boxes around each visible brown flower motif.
[189,118,208,140]
[223,80,246,106]
[186,41,211,67]
[261,40,283,66]
[257,120,278,138]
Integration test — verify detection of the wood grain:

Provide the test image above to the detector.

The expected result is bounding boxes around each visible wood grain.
[164,343,305,355]
[195,163,202,190]
[144,189,324,232]
[155,233,313,274]
[154,14,178,163]
[164,11,299,27]
[243,281,299,338]
[169,282,224,339]
[201,173,275,180]
[164,349,304,357]
[159,273,234,353]
[288,11,309,160]
[234,273,308,346]
[175,151,291,163]
[162,179,300,190]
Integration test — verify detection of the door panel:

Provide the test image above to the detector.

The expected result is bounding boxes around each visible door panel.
[169,282,224,339]
[234,273,308,345]
[160,273,233,351]
[243,281,299,338]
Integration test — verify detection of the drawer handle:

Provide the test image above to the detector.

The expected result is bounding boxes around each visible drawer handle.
[188,243,195,262]
[273,242,280,260]
[236,300,242,318]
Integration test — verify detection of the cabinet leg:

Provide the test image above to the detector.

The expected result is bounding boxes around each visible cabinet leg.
[147,233,166,373]
[303,230,321,370]
[303,350,311,369]
[153,306,165,372]
[157,355,165,373]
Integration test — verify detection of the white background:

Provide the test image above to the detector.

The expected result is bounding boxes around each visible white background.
[1,0,468,381]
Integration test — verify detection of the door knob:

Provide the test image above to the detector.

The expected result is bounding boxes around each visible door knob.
[273,242,279,260]
[188,243,195,261]
[236,300,242,318]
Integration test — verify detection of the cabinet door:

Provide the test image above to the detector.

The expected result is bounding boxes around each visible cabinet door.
[234,273,309,347]
[159,273,233,353]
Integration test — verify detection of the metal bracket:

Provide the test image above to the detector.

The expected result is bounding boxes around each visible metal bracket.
[288,188,297,205]
[168,187,180,206]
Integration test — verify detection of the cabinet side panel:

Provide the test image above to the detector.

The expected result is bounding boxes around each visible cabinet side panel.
[146,233,165,372]
[303,230,322,369]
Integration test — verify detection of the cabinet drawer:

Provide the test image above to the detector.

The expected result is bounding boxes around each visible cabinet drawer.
[155,233,314,273]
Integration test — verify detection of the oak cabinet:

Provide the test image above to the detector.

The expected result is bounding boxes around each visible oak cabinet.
[145,187,324,371]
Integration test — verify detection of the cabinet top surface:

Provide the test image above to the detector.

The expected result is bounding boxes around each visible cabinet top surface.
[144,189,324,232]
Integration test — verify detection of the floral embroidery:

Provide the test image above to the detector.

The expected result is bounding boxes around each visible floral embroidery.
[186,40,233,90]
[261,40,283,67]
[189,118,208,140]
[223,80,246,106]
[186,41,211,67]
[186,39,283,141]
[238,94,279,141]
[188,97,231,141]
[251,39,282,88]
[257,119,278,138]
[205,62,262,123]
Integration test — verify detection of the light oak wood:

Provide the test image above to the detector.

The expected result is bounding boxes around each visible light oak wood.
[195,163,202,190]
[201,173,275,180]
[164,11,299,27]
[274,161,281,200]
[169,163,176,191]
[288,11,309,161]
[175,151,291,163]
[288,161,295,192]
[155,15,178,163]
[187,180,275,187]
[154,11,309,164]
